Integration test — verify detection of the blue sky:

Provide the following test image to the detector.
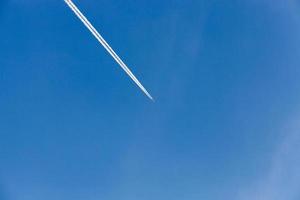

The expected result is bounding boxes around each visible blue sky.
[0,0,300,200]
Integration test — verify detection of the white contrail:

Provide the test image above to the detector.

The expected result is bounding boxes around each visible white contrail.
[64,0,153,100]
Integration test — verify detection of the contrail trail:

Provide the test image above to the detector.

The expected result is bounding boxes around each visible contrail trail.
[64,0,153,100]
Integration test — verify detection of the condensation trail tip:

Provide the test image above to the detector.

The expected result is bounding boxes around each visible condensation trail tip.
[64,0,154,101]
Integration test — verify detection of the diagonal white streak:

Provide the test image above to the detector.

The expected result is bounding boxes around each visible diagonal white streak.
[64,0,153,100]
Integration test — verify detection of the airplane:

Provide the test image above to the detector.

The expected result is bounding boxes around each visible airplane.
[64,0,153,101]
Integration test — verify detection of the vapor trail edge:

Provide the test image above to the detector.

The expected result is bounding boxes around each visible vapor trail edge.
[64,0,154,101]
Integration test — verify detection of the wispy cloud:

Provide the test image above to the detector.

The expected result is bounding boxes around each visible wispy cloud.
[238,118,300,200]
[64,0,153,100]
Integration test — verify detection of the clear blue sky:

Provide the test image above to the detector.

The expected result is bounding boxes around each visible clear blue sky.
[1,0,300,200]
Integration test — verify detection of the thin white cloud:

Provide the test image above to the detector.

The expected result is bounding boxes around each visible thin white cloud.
[64,0,153,100]
[238,118,300,200]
